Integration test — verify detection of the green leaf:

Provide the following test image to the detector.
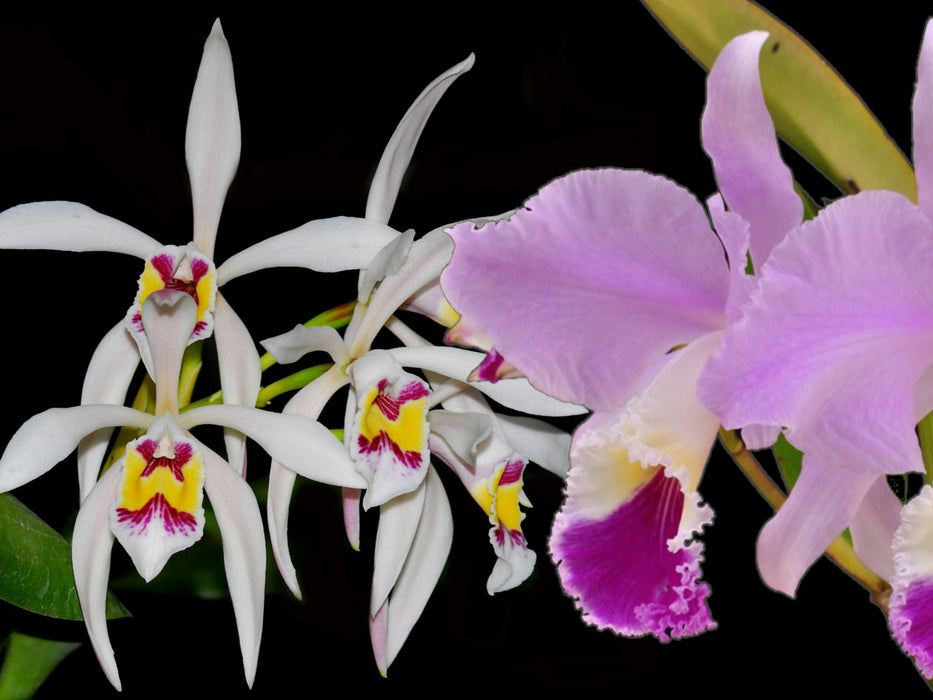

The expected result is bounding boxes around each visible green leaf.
[0,494,127,620]
[642,0,916,199]
[771,433,802,491]
[0,632,79,700]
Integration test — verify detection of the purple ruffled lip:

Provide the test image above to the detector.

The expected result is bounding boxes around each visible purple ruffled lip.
[550,468,715,641]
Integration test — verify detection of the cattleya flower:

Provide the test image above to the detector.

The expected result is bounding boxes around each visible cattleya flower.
[441,30,803,639]
[0,19,401,491]
[700,20,933,677]
[0,291,365,690]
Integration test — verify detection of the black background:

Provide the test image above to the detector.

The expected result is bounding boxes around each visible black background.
[0,3,929,696]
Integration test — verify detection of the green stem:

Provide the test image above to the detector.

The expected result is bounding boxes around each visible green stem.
[917,410,933,485]
[718,427,890,611]
[256,364,332,406]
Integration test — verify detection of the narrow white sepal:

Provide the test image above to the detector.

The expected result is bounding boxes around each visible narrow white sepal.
[0,406,153,493]
[179,405,366,488]
[214,293,261,474]
[72,464,122,691]
[365,54,475,224]
[186,19,240,259]
[200,443,264,688]
[215,217,400,284]
[261,325,350,366]
[387,345,587,417]
[385,466,452,669]
[78,319,141,500]
[267,462,301,599]
[371,481,427,616]
[0,201,162,257]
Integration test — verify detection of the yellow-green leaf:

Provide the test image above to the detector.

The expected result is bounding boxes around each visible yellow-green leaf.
[642,0,916,199]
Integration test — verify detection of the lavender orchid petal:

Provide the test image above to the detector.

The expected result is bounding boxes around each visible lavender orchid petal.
[365,54,474,224]
[757,461,878,597]
[701,191,933,477]
[442,169,729,411]
[215,217,400,284]
[701,31,802,268]
[186,19,240,259]
[914,20,933,220]
[0,201,162,257]
[72,463,122,691]
[200,443,264,688]
[0,405,153,493]
[850,476,902,581]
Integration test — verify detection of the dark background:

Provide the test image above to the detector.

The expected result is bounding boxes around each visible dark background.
[0,3,929,695]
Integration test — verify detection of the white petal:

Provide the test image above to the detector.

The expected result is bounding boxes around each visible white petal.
[141,291,199,414]
[427,410,492,464]
[186,19,240,259]
[497,414,571,477]
[850,476,902,581]
[0,201,161,257]
[387,345,587,417]
[371,480,427,616]
[214,293,261,474]
[0,406,153,492]
[260,325,349,366]
[347,228,454,356]
[358,229,415,302]
[77,319,141,501]
[215,217,400,284]
[365,54,474,224]
[72,464,122,691]
[386,466,452,669]
[200,443,264,688]
[179,404,365,488]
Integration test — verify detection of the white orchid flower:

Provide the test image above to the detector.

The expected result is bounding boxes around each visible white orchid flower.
[0,290,366,691]
[0,20,404,494]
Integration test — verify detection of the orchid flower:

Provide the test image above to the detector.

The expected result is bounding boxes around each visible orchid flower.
[699,20,933,677]
[0,20,404,493]
[262,227,581,673]
[440,30,803,639]
[0,289,366,691]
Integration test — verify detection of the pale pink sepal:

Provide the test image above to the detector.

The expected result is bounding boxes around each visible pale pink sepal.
[914,20,933,221]
[371,480,427,616]
[78,319,141,501]
[741,424,780,451]
[850,476,901,581]
[365,54,475,224]
[200,443,265,688]
[215,217,399,284]
[186,19,240,259]
[757,458,877,597]
[72,463,122,690]
[0,201,162,258]
[214,293,261,475]
[383,466,452,671]
[701,31,801,268]
[370,601,389,677]
[0,405,153,493]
